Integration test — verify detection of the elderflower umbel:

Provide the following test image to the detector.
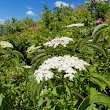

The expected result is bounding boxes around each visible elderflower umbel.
[0,41,13,48]
[44,37,73,48]
[34,55,90,83]
[66,23,84,27]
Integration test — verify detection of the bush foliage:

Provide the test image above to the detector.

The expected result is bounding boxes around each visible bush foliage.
[0,1,110,110]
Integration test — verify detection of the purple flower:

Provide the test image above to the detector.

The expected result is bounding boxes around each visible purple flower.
[33,26,38,30]
[80,8,86,12]
[96,19,104,24]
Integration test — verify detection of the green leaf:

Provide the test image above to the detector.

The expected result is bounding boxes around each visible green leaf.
[86,104,96,110]
[92,93,110,107]
[90,88,97,103]
[92,23,108,43]
[12,50,24,59]
[93,107,99,110]
[0,94,3,106]
[48,80,54,88]
[28,77,45,100]
[50,106,56,110]
[32,58,44,70]
[74,38,84,51]
[78,96,90,110]
[46,100,51,106]
[31,53,47,64]
[72,91,84,100]
[85,43,107,57]
[74,36,90,51]
[51,87,58,96]
[65,85,71,96]
[90,77,106,91]
[91,73,110,88]
[38,97,43,107]
[31,53,49,70]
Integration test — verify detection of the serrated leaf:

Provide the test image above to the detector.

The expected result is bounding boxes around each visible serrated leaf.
[92,93,110,107]
[91,73,110,88]
[90,77,106,91]
[92,24,108,43]
[85,43,107,57]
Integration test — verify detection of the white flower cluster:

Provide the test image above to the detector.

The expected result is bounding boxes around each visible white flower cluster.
[44,37,73,48]
[26,45,41,53]
[0,41,13,48]
[34,55,90,83]
[66,23,84,27]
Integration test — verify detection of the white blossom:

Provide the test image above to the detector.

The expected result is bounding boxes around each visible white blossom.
[34,55,90,83]
[64,73,74,81]
[0,41,13,48]
[66,23,84,27]
[26,45,41,53]
[44,37,73,48]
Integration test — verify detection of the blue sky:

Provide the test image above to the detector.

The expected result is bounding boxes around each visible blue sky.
[0,0,85,24]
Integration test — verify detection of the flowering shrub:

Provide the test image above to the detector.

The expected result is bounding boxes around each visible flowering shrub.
[0,2,110,110]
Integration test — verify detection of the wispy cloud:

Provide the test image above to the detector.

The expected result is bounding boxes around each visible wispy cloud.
[0,19,5,24]
[55,1,74,8]
[26,10,35,16]
[27,7,33,10]
[41,1,45,3]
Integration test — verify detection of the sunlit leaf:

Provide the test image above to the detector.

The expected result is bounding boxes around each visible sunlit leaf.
[85,43,107,57]
[92,23,108,43]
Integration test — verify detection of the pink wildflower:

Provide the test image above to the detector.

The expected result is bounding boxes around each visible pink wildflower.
[96,19,104,24]
[80,8,86,12]
[33,26,38,30]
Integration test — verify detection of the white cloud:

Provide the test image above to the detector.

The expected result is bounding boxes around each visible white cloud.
[26,10,35,16]
[27,7,33,10]
[0,19,5,24]
[55,1,74,8]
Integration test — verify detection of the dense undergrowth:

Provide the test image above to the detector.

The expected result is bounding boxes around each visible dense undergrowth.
[0,0,110,110]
